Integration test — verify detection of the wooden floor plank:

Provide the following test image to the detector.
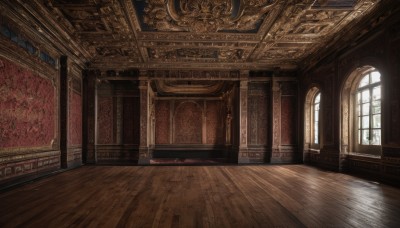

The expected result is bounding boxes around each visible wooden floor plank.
[1,165,400,228]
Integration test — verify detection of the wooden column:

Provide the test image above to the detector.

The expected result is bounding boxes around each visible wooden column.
[83,69,98,164]
[138,79,151,164]
[271,77,281,163]
[115,97,123,145]
[149,92,156,148]
[225,90,233,146]
[238,80,249,163]
[60,56,68,168]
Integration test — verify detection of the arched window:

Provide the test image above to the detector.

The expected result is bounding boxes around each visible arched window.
[341,66,382,156]
[356,71,381,146]
[304,87,321,154]
[313,93,321,145]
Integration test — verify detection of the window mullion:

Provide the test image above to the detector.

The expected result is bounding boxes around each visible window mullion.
[369,87,373,145]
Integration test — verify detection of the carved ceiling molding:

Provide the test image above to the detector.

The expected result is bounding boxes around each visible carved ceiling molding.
[302,0,392,72]
[45,0,142,62]
[144,70,241,80]
[88,61,298,71]
[0,0,90,67]
[21,0,391,71]
[147,47,248,62]
[137,32,261,42]
[251,0,379,62]
[153,80,228,96]
[139,41,258,49]
[139,0,277,33]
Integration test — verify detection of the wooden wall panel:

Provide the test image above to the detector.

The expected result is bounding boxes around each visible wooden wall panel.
[281,82,297,145]
[134,97,140,145]
[0,57,56,149]
[0,153,60,183]
[387,31,400,146]
[257,96,269,145]
[122,97,140,144]
[247,82,269,146]
[155,100,170,144]
[281,97,296,145]
[206,100,224,145]
[97,97,114,144]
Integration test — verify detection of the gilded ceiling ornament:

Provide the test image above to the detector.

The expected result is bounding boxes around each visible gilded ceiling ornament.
[142,0,277,33]
[148,48,244,61]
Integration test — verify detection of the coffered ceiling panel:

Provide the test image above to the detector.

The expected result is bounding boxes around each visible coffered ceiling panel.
[45,0,142,63]
[38,0,384,71]
[133,0,277,33]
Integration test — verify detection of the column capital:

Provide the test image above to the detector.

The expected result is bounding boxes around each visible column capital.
[139,80,149,89]
[139,69,149,80]
[240,70,250,79]
[240,80,248,89]
[272,80,281,92]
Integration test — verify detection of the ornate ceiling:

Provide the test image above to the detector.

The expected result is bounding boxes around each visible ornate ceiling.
[41,0,381,71]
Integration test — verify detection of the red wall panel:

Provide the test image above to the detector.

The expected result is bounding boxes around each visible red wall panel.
[68,90,82,146]
[173,101,202,144]
[155,100,170,144]
[97,97,114,144]
[0,57,55,148]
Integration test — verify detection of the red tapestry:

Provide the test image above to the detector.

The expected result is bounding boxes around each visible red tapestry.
[68,90,82,146]
[281,96,296,145]
[0,57,55,148]
[155,100,170,144]
[97,97,114,144]
[173,101,202,144]
[206,100,224,144]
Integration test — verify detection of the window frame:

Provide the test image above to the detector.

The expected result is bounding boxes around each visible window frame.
[312,92,321,147]
[353,70,382,156]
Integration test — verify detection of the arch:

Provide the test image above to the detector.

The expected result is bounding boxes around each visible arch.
[304,86,322,153]
[173,101,203,144]
[340,65,382,155]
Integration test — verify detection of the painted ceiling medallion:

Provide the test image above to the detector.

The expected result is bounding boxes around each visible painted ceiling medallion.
[142,0,276,33]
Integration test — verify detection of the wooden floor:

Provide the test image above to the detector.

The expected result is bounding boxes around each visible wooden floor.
[1,165,400,228]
